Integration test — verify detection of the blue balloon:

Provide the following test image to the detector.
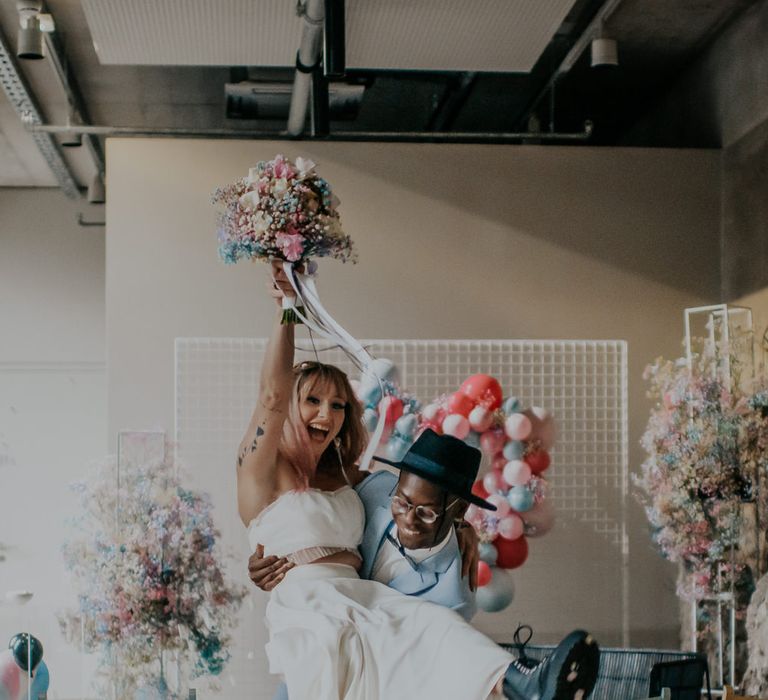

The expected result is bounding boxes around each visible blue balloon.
[507,486,534,513]
[464,430,481,449]
[30,660,50,698]
[503,440,525,461]
[362,408,379,432]
[386,436,411,462]
[479,542,498,565]
[394,413,419,439]
[476,567,515,613]
[502,397,522,415]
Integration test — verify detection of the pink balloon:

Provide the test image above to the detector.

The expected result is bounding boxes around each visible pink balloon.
[468,406,494,432]
[442,413,471,439]
[422,402,443,423]
[505,413,532,440]
[498,514,524,540]
[522,498,555,537]
[483,470,505,494]
[487,494,510,517]
[502,460,532,486]
[480,429,505,455]
[465,504,483,527]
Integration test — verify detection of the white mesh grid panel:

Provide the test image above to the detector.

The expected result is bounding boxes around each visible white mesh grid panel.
[175,338,628,696]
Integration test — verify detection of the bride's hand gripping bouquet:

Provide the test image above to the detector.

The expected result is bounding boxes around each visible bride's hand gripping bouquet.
[213,154,356,324]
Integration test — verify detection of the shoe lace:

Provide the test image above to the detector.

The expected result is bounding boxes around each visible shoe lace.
[513,624,537,670]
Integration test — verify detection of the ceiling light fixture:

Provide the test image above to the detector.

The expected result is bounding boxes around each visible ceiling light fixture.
[591,37,618,67]
[16,0,44,60]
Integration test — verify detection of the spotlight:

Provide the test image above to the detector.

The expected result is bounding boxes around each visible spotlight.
[590,37,618,68]
[87,173,105,204]
[16,0,44,60]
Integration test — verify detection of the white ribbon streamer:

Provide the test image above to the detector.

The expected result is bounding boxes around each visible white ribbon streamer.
[278,261,387,471]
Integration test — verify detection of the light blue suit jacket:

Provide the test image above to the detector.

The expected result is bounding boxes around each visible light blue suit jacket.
[272,470,476,700]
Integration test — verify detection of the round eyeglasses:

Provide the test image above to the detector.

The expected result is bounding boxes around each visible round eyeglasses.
[391,494,459,525]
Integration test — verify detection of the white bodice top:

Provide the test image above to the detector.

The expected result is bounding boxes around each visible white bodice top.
[247,486,365,560]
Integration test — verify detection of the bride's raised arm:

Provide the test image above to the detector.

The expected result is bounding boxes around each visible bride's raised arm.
[237,261,296,525]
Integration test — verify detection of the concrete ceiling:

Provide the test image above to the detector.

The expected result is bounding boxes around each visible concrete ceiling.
[0,0,759,196]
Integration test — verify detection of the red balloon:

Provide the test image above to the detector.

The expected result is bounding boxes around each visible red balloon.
[477,560,493,587]
[494,534,529,569]
[525,450,551,474]
[472,479,490,500]
[460,374,503,411]
[447,391,475,417]
[378,396,404,426]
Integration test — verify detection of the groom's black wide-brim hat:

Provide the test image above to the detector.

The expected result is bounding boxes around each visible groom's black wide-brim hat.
[374,428,496,510]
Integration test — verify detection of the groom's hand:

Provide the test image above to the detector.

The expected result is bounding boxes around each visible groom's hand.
[248,544,294,591]
[456,524,479,592]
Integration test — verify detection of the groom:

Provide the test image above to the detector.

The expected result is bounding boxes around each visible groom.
[250,429,600,700]
[249,429,492,619]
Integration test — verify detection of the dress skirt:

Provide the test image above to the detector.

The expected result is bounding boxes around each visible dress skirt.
[265,563,512,700]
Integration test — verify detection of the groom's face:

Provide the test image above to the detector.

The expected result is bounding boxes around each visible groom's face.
[392,472,466,550]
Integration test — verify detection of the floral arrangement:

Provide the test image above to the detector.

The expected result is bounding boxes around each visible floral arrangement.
[213,154,355,267]
[635,348,768,601]
[59,452,247,697]
[356,365,556,612]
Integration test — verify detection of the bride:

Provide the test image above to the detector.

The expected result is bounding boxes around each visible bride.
[238,262,599,699]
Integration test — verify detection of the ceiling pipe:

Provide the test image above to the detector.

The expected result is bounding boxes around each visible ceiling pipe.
[0,25,79,198]
[42,31,104,175]
[286,0,324,136]
[27,122,593,142]
[521,0,624,128]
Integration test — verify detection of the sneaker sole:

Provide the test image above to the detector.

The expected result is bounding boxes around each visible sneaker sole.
[553,634,600,700]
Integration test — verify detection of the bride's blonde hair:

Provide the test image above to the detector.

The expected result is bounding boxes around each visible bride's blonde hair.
[279,361,367,488]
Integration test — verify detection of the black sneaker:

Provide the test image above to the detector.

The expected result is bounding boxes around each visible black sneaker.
[502,629,600,700]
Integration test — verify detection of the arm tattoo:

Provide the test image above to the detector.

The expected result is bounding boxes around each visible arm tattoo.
[237,425,267,469]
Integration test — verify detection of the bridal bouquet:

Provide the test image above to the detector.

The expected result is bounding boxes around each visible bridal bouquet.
[213,154,356,322]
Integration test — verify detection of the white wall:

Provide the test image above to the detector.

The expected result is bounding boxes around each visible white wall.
[0,188,106,698]
[106,137,720,673]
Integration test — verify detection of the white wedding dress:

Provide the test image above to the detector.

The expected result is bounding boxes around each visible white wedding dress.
[248,486,512,700]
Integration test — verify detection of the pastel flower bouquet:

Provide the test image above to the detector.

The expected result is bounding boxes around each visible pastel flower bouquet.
[213,154,356,323]
[635,349,768,601]
[59,452,247,697]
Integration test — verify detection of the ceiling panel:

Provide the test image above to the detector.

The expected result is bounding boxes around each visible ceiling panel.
[81,0,577,72]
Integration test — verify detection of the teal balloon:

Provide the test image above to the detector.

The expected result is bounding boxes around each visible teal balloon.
[30,660,49,698]
[363,408,379,432]
[507,486,534,513]
[503,440,525,461]
[360,384,383,409]
[386,436,411,462]
[479,542,498,565]
[502,397,522,415]
[476,567,515,612]
[465,430,481,449]
[394,413,419,439]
